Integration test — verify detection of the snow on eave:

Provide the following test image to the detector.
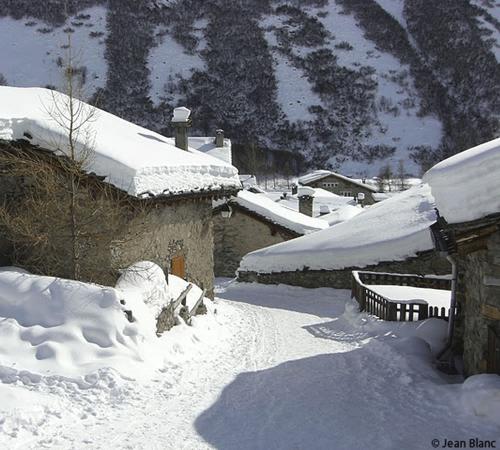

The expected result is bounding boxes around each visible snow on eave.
[238,184,437,274]
[423,137,500,224]
[0,86,240,198]
[298,170,378,192]
[231,190,328,235]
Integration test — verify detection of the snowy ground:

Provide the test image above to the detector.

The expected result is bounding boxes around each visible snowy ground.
[1,279,499,449]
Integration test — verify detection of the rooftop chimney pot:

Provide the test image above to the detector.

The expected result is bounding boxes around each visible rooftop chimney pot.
[215,129,225,148]
[171,107,192,150]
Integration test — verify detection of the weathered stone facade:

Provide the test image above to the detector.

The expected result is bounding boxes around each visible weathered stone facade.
[214,206,297,277]
[0,144,220,298]
[238,250,451,290]
[114,198,216,298]
[453,226,500,376]
[303,174,377,205]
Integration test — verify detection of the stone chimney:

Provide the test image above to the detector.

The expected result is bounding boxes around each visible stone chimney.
[298,186,315,217]
[171,107,192,150]
[215,129,224,148]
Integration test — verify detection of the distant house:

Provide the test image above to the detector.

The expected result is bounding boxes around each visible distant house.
[0,87,240,298]
[237,184,450,289]
[214,190,328,277]
[298,170,379,205]
[424,137,500,376]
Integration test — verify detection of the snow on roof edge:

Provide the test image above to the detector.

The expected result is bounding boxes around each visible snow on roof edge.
[0,86,241,198]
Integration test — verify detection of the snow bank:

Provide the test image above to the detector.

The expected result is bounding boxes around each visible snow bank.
[239,184,437,273]
[423,137,500,224]
[0,86,240,197]
[0,268,161,379]
[461,374,500,424]
[234,190,328,235]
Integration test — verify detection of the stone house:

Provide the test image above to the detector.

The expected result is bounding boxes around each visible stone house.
[0,87,240,298]
[214,189,327,276]
[424,137,500,376]
[238,184,451,289]
[298,170,379,205]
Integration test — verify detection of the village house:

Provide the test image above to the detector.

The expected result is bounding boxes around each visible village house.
[0,86,240,298]
[213,189,328,276]
[424,137,500,376]
[237,183,450,289]
[298,170,379,205]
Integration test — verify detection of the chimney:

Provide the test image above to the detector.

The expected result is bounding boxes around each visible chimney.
[298,186,315,217]
[215,129,224,148]
[171,107,192,150]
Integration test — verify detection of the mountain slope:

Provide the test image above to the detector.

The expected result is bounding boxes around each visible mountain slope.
[0,0,498,176]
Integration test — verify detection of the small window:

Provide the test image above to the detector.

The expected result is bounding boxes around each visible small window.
[340,191,353,197]
[170,255,186,279]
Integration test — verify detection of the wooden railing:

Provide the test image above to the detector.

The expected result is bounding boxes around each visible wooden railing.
[352,271,452,322]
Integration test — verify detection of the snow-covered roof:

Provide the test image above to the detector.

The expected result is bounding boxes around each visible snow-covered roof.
[423,137,500,224]
[320,204,363,226]
[298,170,378,192]
[277,188,355,216]
[0,86,240,198]
[239,184,437,273]
[189,136,232,165]
[232,190,328,235]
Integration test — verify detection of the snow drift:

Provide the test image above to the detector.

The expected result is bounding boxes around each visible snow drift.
[0,267,162,379]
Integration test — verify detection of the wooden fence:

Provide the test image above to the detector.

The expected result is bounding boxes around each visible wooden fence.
[351,271,452,322]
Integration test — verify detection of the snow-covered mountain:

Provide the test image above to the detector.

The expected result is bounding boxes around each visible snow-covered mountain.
[0,0,498,176]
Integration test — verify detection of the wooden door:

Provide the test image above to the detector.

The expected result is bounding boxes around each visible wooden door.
[171,255,186,279]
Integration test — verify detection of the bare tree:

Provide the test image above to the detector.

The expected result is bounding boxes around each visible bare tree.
[0,15,149,284]
[377,164,393,192]
[396,159,408,191]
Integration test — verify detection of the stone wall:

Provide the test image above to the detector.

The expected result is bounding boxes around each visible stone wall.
[308,174,376,205]
[113,198,216,298]
[238,250,451,289]
[457,229,500,376]
[214,207,296,277]
[0,144,217,297]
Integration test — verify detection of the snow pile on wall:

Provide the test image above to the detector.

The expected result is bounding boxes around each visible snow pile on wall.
[423,137,500,224]
[0,267,163,379]
[116,261,171,319]
[239,184,437,273]
[0,86,240,197]
[234,190,328,235]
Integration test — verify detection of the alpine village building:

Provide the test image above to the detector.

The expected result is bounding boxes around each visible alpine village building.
[0,86,240,298]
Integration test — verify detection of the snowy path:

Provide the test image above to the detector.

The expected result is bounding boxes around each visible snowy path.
[3,280,500,449]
